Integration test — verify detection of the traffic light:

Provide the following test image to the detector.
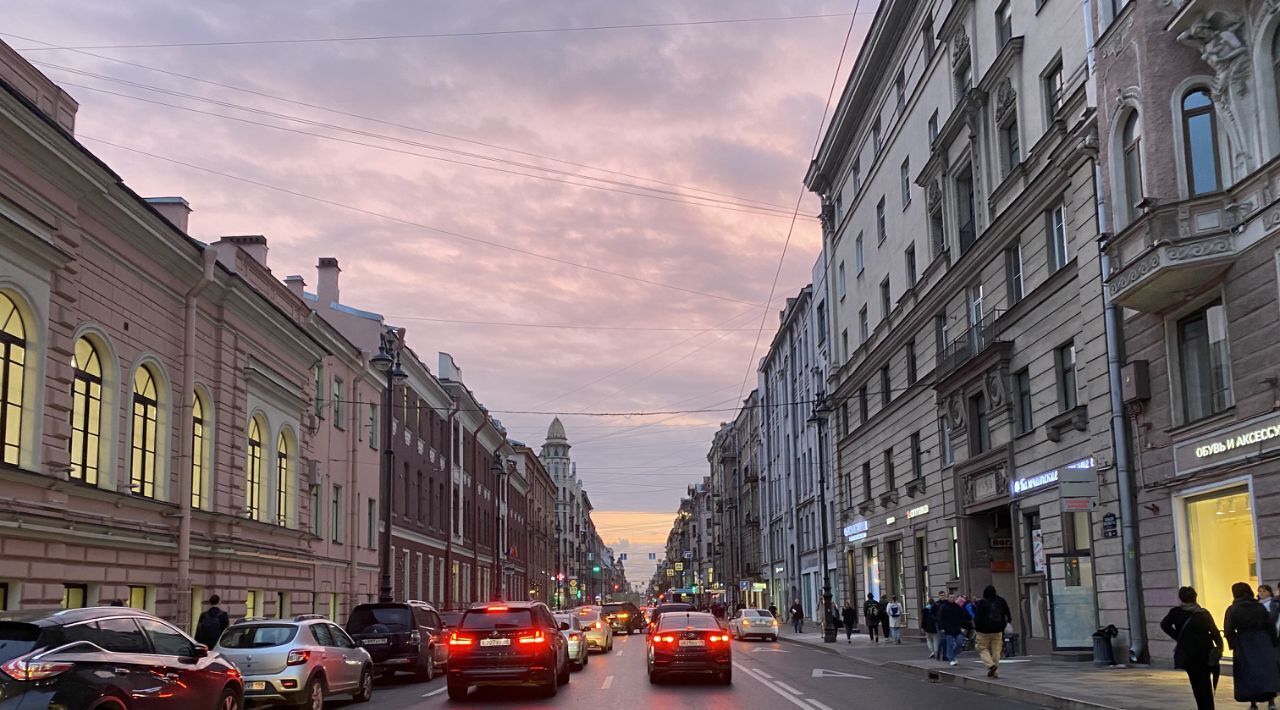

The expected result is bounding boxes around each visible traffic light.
[691,585,699,594]
[592,565,601,573]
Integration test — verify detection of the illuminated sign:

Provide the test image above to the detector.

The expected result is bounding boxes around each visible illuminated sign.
[906,505,930,519]
[885,516,897,525]
[843,521,869,538]
[848,532,867,542]
[1175,414,1280,477]
[1010,457,1093,496]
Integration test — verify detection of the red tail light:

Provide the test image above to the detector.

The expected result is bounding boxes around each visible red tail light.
[448,632,474,647]
[654,634,677,644]
[1,656,74,681]
[707,634,730,643]
[593,622,602,630]
[517,631,547,645]
[285,650,310,666]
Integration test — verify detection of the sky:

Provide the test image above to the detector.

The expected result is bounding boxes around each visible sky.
[6,0,873,584]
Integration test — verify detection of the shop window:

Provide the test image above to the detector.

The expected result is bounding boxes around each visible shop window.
[246,590,259,618]
[70,337,103,484]
[129,366,160,499]
[62,584,87,609]
[1064,511,1091,553]
[1175,301,1233,423]
[1183,487,1256,645]
[1025,511,1043,573]
[969,393,990,454]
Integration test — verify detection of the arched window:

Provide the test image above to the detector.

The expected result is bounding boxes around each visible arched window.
[246,418,264,518]
[1122,112,1144,223]
[0,294,26,466]
[70,338,104,484]
[130,366,159,498]
[1183,90,1221,196]
[276,432,290,526]
[191,393,206,508]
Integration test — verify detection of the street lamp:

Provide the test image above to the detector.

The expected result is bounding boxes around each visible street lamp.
[491,457,507,601]
[808,398,836,643]
[373,329,407,604]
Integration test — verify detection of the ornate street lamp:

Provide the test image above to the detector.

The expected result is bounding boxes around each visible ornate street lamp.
[373,329,407,603]
[808,398,836,643]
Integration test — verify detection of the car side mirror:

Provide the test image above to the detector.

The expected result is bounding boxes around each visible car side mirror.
[191,644,209,659]
[559,622,570,631]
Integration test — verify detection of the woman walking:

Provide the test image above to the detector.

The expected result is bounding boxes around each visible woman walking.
[1160,586,1223,710]
[842,603,858,644]
[1224,581,1279,710]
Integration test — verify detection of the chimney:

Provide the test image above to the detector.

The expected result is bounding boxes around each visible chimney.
[284,274,306,300]
[145,196,191,233]
[316,257,340,305]
[216,235,268,266]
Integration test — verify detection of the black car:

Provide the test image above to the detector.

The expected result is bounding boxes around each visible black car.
[346,601,449,681]
[445,601,569,700]
[646,602,694,634]
[0,606,244,709]
[602,602,645,635]
[647,611,732,685]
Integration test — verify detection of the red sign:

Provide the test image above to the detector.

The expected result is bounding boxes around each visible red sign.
[990,560,1015,573]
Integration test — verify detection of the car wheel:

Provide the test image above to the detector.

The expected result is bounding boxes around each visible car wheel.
[770,635,778,642]
[352,666,373,703]
[557,656,571,685]
[541,666,559,697]
[416,652,436,682]
[88,698,128,710]
[215,688,241,710]
[648,670,661,684]
[719,669,733,685]
[296,676,325,710]
[447,678,469,701]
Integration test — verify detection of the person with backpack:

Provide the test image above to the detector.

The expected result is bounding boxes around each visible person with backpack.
[1161,585,1224,710]
[194,594,230,648]
[974,585,1013,678]
[885,595,905,644]
[863,594,881,643]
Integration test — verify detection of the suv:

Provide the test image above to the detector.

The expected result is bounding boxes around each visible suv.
[646,602,694,634]
[0,606,243,710]
[602,602,645,635]
[346,601,448,681]
[216,614,373,708]
[445,601,569,700]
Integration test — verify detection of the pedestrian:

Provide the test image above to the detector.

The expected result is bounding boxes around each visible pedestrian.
[879,595,892,641]
[922,595,939,659]
[842,602,858,644]
[108,599,124,607]
[769,603,779,619]
[1161,586,1224,710]
[973,585,1013,678]
[936,591,970,666]
[790,599,805,634]
[194,594,230,648]
[1224,581,1279,710]
[863,594,881,643]
[886,595,904,644]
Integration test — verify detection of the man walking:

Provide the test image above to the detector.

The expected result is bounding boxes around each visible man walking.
[974,585,1013,678]
[863,594,881,643]
[842,602,858,644]
[937,591,970,666]
[789,599,805,634]
[886,595,905,644]
[194,594,230,648]
[922,595,939,658]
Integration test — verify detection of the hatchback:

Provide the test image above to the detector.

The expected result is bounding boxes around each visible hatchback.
[346,601,448,681]
[647,611,732,685]
[0,606,243,710]
[602,602,645,635]
[216,614,373,709]
[446,601,569,700]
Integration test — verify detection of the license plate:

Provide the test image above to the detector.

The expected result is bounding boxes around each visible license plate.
[480,638,511,647]
[679,639,706,647]
[361,638,389,645]
[246,681,267,691]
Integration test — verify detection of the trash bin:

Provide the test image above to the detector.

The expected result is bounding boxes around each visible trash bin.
[1092,625,1118,666]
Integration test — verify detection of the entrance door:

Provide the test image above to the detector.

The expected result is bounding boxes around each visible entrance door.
[915,537,929,613]
[864,547,881,600]
[1183,486,1258,635]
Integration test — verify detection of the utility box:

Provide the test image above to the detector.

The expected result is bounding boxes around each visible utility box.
[1121,361,1150,404]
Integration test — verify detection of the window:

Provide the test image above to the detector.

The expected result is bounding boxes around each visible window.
[1001,113,1020,174]
[1274,31,1280,117]
[276,433,290,526]
[969,393,990,454]
[910,432,922,480]
[128,585,147,609]
[935,313,950,358]
[862,462,873,501]
[883,448,896,491]
[996,1,1013,47]
[1044,59,1064,119]
[139,618,195,657]
[1056,342,1078,411]
[905,244,917,286]
[880,366,891,407]
[130,366,159,498]
[858,385,869,422]
[246,590,259,618]
[955,58,973,101]
[880,277,892,320]
[834,194,843,224]
[1182,90,1221,196]
[838,261,847,299]
[62,583,87,609]
[1005,243,1024,304]
[901,159,911,207]
[929,203,946,257]
[872,117,883,155]
[310,485,322,536]
[1122,112,1144,224]
[367,497,377,547]
[858,306,869,343]
[1015,368,1033,434]
[841,402,850,436]
[968,284,984,328]
[855,233,865,274]
[1176,301,1233,422]
[841,329,849,362]
[70,337,102,484]
[332,377,344,428]
[416,471,425,523]
[895,69,906,113]
[368,403,378,449]
[957,166,977,253]
[816,302,827,344]
[331,484,344,543]
[906,341,918,386]
[1047,204,1069,272]
[313,365,324,419]
[877,198,887,243]
[0,295,24,467]
[921,16,935,61]
[246,418,264,519]
[940,417,954,466]
[192,393,206,508]
[851,159,861,195]
[928,110,939,144]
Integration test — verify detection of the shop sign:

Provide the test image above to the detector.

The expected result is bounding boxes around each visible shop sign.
[885,516,897,525]
[774,566,785,574]
[666,569,674,577]
[990,536,1013,548]
[906,504,930,520]
[1011,457,1094,497]
[752,582,767,591]
[848,532,868,542]
[1174,413,1280,477]
[843,520,869,540]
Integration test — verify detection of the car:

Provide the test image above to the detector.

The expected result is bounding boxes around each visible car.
[345,601,448,681]
[602,602,645,635]
[646,602,694,634]
[646,611,732,685]
[217,614,373,708]
[553,613,590,670]
[575,607,613,652]
[728,608,779,641]
[439,611,464,631]
[445,601,570,700]
[0,606,244,710]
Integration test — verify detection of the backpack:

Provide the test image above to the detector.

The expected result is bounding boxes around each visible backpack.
[889,604,901,618]
[195,609,224,646]
[982,598,1006,629]
[867,603,879,620]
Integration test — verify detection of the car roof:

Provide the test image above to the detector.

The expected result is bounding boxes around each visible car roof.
[466,601,542,611]
[0,607,162,627]
[657,611,716,625]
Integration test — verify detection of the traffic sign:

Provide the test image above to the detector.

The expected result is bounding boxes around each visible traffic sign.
[673,562,684,571]
[666,569,675,577]
[569,579,579,587]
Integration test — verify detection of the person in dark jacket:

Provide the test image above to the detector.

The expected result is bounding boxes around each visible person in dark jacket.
[842,603,858,644]
[879,595,892,640]
[194,594,230,648]
[863,594,881,643]
[789,600,805,634]
[922,595,939,659]
[1161,586,1224,710]
[1225,581,1279,709]
[973,585,1013,677]
[936,591,970,666]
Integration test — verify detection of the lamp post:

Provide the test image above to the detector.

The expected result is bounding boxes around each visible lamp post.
[491,457,506,601]
[555,519,563,610]
[808,398,836,643]
[371,329,407,604]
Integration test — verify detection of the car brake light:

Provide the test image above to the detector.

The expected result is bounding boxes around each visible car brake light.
[569,632,580,640]
[485,606,509,612]
[286,650,310,666]
[517,631,546,645]
[655,634,677,644]
[708,634,729,643]
[1,656,74,681]
[448,632,474,646]
[618,612,629,619]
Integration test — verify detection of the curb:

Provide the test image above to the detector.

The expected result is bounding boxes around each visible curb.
[776,635,921,670]
[884,661,1132,710]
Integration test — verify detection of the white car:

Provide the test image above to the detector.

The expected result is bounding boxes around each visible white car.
[555,613,590,670]
[728,608,779,641]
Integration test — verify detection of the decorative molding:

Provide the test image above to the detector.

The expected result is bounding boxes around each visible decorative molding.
[1111,253,1161,293]
[1100,14,1135,58]
[1176,10,1257,178]
[1166,237,1233,261]
[946,396,966,430]
[985,369,1006,408]
[953,30,971,65]
[927,181,943,209]
[995,78,1017,124]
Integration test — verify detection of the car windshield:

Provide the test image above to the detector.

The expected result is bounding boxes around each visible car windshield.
[659,613,718,630]
[744,610,767,617]
[440,612,463,628]
[576,610,600,622]
[0,623,40,664]
[348,607,413,633]
[460,609,533,630]
[219,624,298,649]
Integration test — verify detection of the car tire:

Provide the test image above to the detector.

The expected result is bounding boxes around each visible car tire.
[215,687,241,710]
[541,666,559,697]
[447,678,469,701]
[353,666,373,703]
[88,698,128,710]
[648,670,661,684]
[296,675,325,710]
[719,669,733,685]
[557,657,571,686]
[416,651,436,682]
[769,635,778,642]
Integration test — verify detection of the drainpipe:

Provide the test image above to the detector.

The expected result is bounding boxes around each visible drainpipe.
[177,248,217,631]
[347,359,361,610]
[442,399,460,609]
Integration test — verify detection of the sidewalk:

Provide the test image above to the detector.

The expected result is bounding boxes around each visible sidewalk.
[780,629,1234,710]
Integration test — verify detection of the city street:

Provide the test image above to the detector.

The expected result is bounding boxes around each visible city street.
[337,633,1034,709]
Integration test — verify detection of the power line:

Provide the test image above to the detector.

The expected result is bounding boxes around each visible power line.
[79,135,757,307]
[14,13,861,50]
[375,314,763,333]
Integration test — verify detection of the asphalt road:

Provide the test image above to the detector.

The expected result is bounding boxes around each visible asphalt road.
[326,632,1038,709]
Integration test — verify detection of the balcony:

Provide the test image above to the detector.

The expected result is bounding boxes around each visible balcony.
[1106,213,1236,312]
[939,310,1006,376]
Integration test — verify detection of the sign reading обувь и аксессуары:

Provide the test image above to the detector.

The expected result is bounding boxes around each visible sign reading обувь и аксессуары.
[1173,412,1280,477]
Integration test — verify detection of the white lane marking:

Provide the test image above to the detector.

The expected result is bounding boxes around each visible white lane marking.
[812,668,873,679]
[806,700,835,710]
[602,674,614,689]
[733,663,811,710]
[775,681,803,695]
[422,686,447,697]
[755,669,774,679]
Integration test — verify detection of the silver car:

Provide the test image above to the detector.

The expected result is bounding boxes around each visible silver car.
[554,613,590,670]
[216,615,374,709]
[728,608,779,641]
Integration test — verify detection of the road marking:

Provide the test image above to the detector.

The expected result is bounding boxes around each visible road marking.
[422,686,446,697]
[617,650,624,657]
[812,668,873,679]
[734,663,811,710]
[806,700,835,710]
[755,669,774,679]
[775,681,802,695]
[602,674,614,689]
[752,648,790,653]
